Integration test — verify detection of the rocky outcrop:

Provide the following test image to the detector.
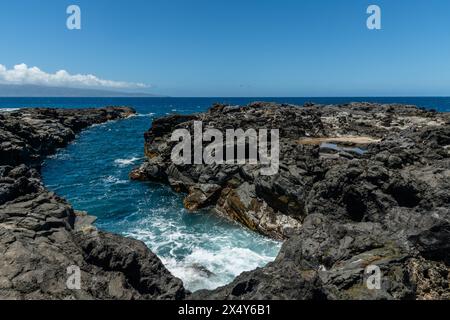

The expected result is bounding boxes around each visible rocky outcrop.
[132,102,449,299]
[0,107,185,299]
[0,107,136,169]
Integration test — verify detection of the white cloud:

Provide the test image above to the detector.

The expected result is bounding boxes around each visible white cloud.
[0,63,149,90]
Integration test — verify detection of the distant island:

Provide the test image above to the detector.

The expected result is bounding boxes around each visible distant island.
[0,84,164,97]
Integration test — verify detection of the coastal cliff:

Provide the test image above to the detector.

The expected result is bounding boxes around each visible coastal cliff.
[132,102,450,299]
[1,103,448,300]
[0,107,185,299]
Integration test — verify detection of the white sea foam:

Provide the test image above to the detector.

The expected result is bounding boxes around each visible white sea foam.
[47,153,64,160]
[135,112,155,117]
[0,108,19,112]
[89,122,107,128]
[124,212,280,292]
[114,157,141,167]
[161,247,274,291]
[103,175,128,185]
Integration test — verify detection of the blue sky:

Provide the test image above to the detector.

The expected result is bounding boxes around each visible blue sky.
[0,0,449,96]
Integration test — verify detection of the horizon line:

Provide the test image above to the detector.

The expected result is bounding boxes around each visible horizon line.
[2,95,450,98]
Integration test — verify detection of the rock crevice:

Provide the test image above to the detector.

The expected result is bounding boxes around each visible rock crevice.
[132,102,449,299]
[0,107,186,300]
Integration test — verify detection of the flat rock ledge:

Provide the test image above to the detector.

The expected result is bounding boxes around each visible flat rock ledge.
[0,107,185,300]
[132,102,450,300]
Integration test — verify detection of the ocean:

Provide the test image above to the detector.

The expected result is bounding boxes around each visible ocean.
[0,97,448,291]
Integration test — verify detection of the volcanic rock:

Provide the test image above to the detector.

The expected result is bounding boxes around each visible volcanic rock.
[0,107,186,299]
[133,102,449,299]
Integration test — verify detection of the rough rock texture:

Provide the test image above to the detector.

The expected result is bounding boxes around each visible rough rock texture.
[132,102,449,300]
[0,107,185,300]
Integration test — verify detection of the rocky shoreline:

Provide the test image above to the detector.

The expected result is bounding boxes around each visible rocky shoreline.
[132,102,449,299]
[0,107,185,299]
[0,103,448,300]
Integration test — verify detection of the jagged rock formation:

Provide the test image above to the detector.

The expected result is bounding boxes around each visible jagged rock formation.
[132,102,450,299]
[0,107,185,299]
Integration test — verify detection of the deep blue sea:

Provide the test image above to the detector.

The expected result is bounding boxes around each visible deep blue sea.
[0,97,448,291]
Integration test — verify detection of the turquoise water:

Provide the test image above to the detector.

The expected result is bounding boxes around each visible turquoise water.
[1,97,448,291]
